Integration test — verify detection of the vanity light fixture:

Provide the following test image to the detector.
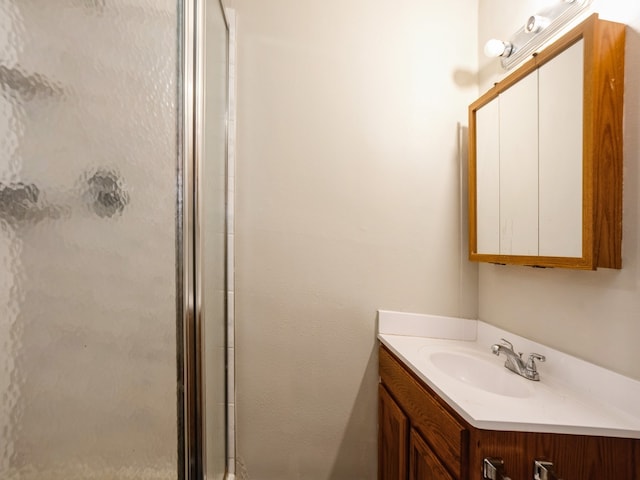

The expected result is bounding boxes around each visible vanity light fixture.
[486,0,593,70]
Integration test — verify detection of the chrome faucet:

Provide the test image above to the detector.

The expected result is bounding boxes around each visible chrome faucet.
[491,338,545,381]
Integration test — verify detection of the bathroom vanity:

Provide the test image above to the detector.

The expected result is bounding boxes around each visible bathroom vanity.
[377,312,640,480]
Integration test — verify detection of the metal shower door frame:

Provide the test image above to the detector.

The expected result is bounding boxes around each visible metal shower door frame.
[181,0,230,478]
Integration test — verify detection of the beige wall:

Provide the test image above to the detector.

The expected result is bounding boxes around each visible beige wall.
[225,1,640,478]
[478,1,640,380]
[224,0,479,478]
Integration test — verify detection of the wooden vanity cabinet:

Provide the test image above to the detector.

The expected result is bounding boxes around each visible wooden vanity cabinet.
[379,346,468,480]
[378,384,409,479]
[468,429,640,480]
[378,345,640,480]
[468,14,625,269]
[379,382,456,480]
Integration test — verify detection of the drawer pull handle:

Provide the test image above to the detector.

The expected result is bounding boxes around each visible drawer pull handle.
[483,457,512,480]
[534,460,562,480]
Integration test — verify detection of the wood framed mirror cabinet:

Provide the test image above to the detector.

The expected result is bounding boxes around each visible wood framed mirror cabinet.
[468,14,625,269]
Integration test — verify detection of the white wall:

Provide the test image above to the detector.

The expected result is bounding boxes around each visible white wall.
[478,1,640,380]
[224,0,479,478]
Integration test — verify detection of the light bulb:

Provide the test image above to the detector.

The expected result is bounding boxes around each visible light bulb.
[484,39,513,58]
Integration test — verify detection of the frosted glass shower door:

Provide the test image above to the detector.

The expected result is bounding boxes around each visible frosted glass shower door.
[0,1,183,478]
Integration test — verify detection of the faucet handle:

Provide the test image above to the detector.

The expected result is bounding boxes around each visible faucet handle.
[526,353,546,380]
[528,353,546,364]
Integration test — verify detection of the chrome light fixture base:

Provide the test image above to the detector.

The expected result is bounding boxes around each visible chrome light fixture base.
[495,0,593,70]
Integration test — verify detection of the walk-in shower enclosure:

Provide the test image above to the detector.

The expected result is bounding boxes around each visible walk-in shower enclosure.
[0,1,228,478]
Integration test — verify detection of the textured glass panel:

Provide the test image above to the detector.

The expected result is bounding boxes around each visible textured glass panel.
[202,2,228,479]
[0,1,180,479]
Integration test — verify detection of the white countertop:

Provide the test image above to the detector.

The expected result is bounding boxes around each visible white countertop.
[378,310,640,439]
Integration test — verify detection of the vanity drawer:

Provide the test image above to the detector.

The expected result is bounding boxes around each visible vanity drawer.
[379,346,468,478]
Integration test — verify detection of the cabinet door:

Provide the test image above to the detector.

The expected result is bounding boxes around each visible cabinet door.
[379,384,409,480]
[499,70,539,256]
[475,97,500,255]
[409,429,455,480]
[538,39,584,258]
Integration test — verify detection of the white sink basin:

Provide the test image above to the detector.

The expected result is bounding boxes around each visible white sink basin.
[423,349,534,398]
[379,317,640,437]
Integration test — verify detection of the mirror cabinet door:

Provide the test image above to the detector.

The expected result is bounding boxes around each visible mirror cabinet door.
[538,40,584,258]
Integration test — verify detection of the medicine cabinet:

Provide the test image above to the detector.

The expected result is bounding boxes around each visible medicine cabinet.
[468,14,625,269]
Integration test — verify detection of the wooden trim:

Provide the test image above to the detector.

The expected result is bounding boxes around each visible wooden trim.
[591,18,625,268]
[582,17,597,270]
[533,14,597,68]
[467,101,478,260]
[468,253,593,270]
